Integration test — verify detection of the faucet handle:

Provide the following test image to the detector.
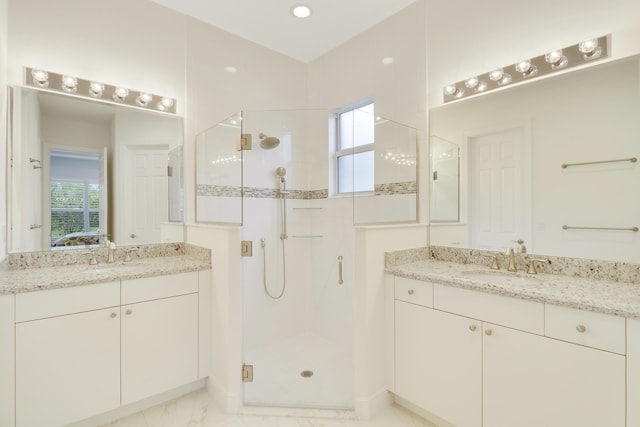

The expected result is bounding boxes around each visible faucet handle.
[483,254,500,270]
[124,247,139,262]
[513,239,527,253]
[82,251,98,265]
[526,258,548,275]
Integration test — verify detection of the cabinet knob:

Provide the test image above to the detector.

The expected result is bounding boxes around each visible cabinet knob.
[576,324,587,333]
[126,309,133,315]
[110,312,117,318]
[407,289,415,295]
[485,329,493,336]
[469,324,477,332]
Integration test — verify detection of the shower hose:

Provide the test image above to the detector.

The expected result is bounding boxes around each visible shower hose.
[261,184,287,300]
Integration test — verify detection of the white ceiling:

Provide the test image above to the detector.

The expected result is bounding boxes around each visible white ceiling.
[150,0,417,63]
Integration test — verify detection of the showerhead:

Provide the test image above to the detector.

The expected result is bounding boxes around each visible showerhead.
[259,132,281,149]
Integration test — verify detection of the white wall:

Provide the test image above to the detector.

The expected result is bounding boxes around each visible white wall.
[426,0,640,107]
[0,0,8,262]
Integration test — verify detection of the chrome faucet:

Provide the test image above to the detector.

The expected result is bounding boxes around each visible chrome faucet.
[505,247,517,272]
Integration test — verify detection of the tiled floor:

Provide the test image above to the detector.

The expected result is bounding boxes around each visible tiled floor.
[101,388,436,427]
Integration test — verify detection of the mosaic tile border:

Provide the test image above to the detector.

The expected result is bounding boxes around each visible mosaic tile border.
[198,182,415,199]
[385,246,640,284]
[375,181,417,195]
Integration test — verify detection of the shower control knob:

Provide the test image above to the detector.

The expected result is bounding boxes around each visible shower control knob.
[130,234,136,239]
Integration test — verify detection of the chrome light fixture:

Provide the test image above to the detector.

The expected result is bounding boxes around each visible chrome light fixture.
[23,66,177,114]
[443,34,610,103]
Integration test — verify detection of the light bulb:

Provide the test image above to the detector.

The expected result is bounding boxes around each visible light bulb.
[89,82,104,97]
[579,39,602,60]
[515,60,538,77]
[489,69,504,81]
[61,75,78,93]
[444,85,458,96]
[113,87,129,101]
[465,77,479,89]
[31,69,49,88]
[136,93,153,106]
[160,97,174,108]
[545,50,568,69]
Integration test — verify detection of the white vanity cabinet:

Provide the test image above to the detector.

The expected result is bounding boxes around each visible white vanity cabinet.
[394,278,482,427]
[390,276,627,427]
[7,269,209,427]
[15,282,121,427]
[121,272,199,404]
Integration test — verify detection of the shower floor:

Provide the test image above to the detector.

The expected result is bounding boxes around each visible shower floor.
[243,332,354,409]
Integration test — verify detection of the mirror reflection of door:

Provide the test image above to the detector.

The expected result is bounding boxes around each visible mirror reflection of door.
[47,149,107,249]
[122,145,169,244]
[468,125,530,250]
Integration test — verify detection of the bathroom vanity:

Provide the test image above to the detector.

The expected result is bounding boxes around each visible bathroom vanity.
[385,250,640,427]
[0,244,211,427]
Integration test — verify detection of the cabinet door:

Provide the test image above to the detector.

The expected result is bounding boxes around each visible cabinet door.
[483,323,625,427]
[121,293,198,404]
[15,308,120,427]
[395,301,482,427]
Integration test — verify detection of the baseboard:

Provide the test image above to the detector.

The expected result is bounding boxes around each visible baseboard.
[68,379,206,427]
[393,394,455,427]
[354,388,393,420]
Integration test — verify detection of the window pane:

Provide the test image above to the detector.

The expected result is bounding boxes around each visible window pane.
[338,151,374,193]
[51,182,84,209]
[353,105,374,148]
[339,110,354,150]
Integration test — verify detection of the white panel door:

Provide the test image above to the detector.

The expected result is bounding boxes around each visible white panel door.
[15,308,120,427]
[469,126,529,250]
[121,293,198,404]
[123,146,169,244]
[483,323,625,427]
[395,301,482,427]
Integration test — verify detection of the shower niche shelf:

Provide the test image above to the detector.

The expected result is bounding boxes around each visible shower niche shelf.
[292,207,323,211]
[291,235,323,239]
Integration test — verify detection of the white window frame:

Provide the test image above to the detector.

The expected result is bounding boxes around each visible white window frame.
[334,100,375,194]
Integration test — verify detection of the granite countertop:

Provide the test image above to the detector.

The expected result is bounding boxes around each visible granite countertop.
[386,259,640,319]
[0,255,211,295]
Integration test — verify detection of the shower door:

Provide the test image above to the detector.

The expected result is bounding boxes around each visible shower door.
[241,109,355,410]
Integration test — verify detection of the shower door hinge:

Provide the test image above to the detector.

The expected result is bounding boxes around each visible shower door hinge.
[240,133,252,150]
[241,240,253,257]
[242,364,254,382]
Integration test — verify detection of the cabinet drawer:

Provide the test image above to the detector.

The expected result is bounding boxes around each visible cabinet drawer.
[434,284,544,334]
[16,281,120,322]
[122,271,198,304]
[545,304,626,354]
[395,277,433,307]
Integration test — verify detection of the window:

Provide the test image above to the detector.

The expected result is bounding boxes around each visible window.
[50,180,100,245]
[336,102,375,193]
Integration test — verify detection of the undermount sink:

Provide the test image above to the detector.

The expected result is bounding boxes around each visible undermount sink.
[461,269,540,286]
[76,262,131,274]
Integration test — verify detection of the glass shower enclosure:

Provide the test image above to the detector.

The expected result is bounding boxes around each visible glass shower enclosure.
[195,107,417,410]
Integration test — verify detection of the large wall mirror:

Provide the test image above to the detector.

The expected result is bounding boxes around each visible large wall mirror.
[429,55,640,263]
[8,86,184,253]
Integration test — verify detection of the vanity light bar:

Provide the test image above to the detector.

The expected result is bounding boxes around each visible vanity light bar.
[24,67,177,114]
[443,34,611,103]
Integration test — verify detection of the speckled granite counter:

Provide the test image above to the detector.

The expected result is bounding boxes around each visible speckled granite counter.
[386,258,640,319]
[0,243,211,295]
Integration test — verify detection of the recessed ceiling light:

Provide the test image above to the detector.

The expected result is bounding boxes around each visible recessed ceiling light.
[291,4,312,19]
[381,57,396,65]
[224,66,238,73]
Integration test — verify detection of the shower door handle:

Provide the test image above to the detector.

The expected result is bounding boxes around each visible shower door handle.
[338,256,344,285]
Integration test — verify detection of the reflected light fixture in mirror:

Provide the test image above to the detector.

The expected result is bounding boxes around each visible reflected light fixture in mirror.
[24,67,177,114]
[443,34,610,103]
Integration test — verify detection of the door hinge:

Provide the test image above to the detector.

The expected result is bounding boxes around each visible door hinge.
[240,133,252,150]
[242,364,253,382]
[241,240,253,257]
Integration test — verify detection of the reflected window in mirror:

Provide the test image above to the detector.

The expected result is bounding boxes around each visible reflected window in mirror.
[430,136,459,222]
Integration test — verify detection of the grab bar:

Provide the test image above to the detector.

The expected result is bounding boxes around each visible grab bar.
[561,157,637,169]
[562,225,639,232]
[338,256,344,285]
